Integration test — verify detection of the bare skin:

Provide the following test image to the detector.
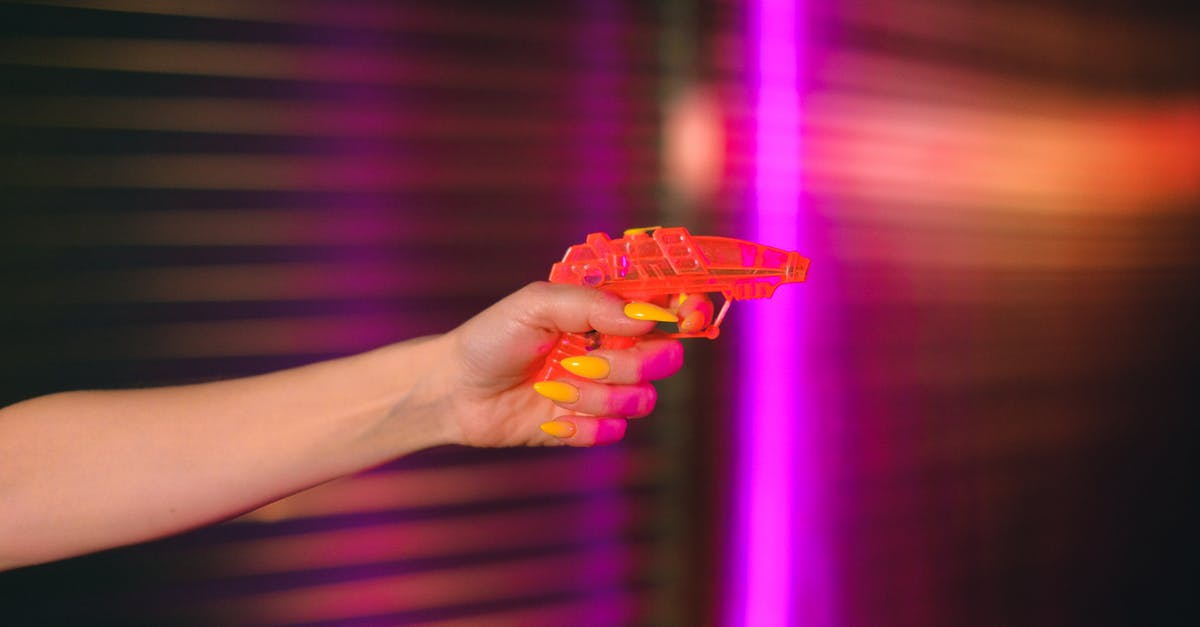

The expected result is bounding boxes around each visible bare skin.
[0,282,711,571]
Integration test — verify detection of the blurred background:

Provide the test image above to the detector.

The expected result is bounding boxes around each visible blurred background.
[0,0,1196,625]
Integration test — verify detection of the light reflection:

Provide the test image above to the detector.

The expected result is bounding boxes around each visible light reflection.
[734,0,833,626]
[801,92,1199,211]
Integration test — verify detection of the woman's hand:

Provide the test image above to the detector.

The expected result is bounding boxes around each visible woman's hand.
[424,282,711,448]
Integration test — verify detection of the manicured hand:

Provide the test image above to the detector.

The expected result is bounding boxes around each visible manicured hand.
[432,283,710,447]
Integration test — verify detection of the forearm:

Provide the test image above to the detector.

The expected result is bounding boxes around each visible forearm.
[0,334,453,570]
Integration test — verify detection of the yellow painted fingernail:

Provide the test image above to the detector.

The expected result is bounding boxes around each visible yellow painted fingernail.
[540,420,576,438]
[624,301,678,323]
[532,381,580,403]
[562,355,610,379]
[677,292,689,307]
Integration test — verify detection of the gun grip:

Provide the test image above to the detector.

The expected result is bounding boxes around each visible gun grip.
[536,332,640,382]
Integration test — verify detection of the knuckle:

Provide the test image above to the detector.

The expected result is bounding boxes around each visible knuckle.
[595,418,627,445]
[610,384,655,417]
[518,280,555,300]
[670,341,685,371]
[638,340,684,381]
[639,385,657,416]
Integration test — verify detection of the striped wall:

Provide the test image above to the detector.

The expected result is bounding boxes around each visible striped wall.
[701,0,1198,625]
[0,1,690,625]
[2,1,1196,626]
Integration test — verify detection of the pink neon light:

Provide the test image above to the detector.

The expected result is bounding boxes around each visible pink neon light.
[732,0,831,625]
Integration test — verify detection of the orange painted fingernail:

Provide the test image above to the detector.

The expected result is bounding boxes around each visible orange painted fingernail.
[562,355,610,379]
[540,420,576,438]
[624,302,678,323]
[681,310,706,333]
[533,381,580,403]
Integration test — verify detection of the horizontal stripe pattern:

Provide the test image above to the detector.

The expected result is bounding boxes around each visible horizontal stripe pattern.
[0,2,678,626]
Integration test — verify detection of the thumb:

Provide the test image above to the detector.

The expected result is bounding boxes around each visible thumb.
[451,282,656,384]
[511,282,656,339]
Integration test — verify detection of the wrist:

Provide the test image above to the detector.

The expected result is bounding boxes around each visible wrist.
[366,333,461,454]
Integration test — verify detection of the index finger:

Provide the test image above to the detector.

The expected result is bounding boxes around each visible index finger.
[514,282,657,338]
[676,293,715,334]
[578,336,685,384]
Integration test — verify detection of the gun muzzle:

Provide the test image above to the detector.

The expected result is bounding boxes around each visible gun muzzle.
[784,251,810,284]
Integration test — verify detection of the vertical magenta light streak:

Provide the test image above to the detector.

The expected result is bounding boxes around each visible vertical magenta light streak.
[732,0,828,625]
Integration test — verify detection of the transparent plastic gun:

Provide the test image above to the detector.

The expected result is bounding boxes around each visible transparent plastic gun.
[537,226,810,382]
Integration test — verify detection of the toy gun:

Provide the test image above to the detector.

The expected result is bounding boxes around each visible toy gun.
[537,226,810,382]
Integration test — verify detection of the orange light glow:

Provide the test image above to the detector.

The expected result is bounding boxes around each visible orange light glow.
[664,86,726,202]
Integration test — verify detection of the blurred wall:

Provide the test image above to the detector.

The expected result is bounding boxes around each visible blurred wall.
[690,0,1198,625]
[0,1,688,625]
[1,1,1197,626]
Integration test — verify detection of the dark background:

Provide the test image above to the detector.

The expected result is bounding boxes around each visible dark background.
[1,0,1196,625]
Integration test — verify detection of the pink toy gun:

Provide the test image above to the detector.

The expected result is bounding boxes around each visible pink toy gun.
[537,226,810,382]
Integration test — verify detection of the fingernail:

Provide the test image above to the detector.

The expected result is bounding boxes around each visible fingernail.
[539,420,576,438]
[681,310,706,333]
[624,302,678,323]
[677,292,689,307]
[533,381,580,403]
[562,355,610,379]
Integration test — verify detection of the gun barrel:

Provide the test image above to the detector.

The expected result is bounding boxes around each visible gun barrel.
[784,250,810,284]
[550,228,809,293]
